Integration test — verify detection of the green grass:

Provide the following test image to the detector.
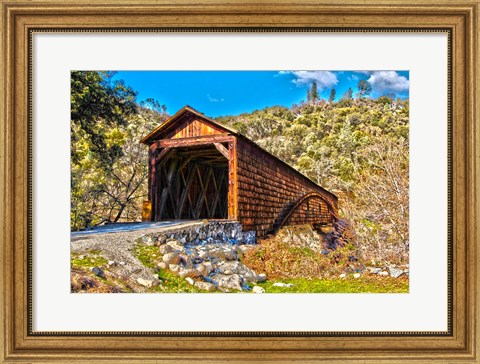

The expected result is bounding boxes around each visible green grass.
[74,243,408,294]
[132,244,160,269]
[71,252,108,269]
[153,269,203,293]
[255,276,409,293]
[132,243,204,293]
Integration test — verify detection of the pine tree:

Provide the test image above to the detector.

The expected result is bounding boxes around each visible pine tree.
[328,88,336,102]
[357,80,372,98]
[343,87,353,100]
[307,81,319,103]
[309,81,319,102]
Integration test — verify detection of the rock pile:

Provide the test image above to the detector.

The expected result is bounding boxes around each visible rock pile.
[277,221,357,257]
[152,239,265,292]
[135,220,256,247]
[137,221,265,292]
[318,218,357,251]
[366,265,409,278]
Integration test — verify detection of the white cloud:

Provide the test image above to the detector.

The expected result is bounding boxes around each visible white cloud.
[207,94,224,103]
[348,74,359,81]
[280,71,338,90]
[367,71,409,93]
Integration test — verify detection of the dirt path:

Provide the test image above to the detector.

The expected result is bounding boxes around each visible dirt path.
[71,220,206,291]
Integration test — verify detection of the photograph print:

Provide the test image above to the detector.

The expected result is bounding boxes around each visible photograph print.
[70,70,409,294]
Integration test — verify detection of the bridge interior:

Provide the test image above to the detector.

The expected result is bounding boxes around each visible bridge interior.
[152,144,229,220]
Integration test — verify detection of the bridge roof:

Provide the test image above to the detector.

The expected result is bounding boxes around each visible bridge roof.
[140,105,238,145]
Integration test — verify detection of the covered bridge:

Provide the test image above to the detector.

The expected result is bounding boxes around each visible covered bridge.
[141,106,338,238]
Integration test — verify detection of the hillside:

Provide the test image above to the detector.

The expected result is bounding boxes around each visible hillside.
[215,98,409,265]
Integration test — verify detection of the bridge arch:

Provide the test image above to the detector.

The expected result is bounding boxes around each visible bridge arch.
[272,192,338,234]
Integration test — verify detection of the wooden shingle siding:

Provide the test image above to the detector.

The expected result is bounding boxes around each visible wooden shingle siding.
[236,138,337,237]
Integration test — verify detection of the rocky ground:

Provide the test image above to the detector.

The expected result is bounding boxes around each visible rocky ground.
[71,220,264,293]
[71,220,408,293]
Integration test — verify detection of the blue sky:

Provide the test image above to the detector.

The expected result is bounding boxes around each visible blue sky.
[112,71,409,118]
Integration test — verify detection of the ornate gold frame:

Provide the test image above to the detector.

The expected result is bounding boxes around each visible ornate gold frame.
[1,0,478,362]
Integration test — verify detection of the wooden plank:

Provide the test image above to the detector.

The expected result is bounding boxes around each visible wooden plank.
[209,168,220,217]
[148,147,156,220]
[176,163,197,219]
[178,156,192,171]
[159,115,230,140]
[155,163,165,220]
[194,166,213,218]
[157,159,178,219]
[213,142,230,160]
[152,135,234,149]
[227,141,235,219]
[233,139,238,220]
[155,147,172,163]
[193,168,204,219]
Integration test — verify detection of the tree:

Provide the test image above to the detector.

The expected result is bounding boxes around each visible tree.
[376,95,393,105]
[342,87,353,100]
[71,71,138,168]
[96,107,168,224]
[71,102,168,230]
[307,81,319,102]
[357,80,372,98]
[328,88,336,103]
[70,71,170,230]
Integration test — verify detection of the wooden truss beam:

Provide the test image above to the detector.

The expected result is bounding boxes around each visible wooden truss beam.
[155,147,172,163]
[175,164,197,219]
[150,135,234,150]
[213,142,230,160]
[157,159,178,220]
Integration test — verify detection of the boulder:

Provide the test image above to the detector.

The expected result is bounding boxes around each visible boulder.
[91,267,105,278]
[137,278,153,288]
[202,262,214,275]
[212,274,243,291]
[252,286,265,294]
[179,254,191,267]
[388,267,404,278]
[367,267,382,274]
[195,263,209,277]
[166,240,185,253]
[159,244,173,255]
[157,261,168,270]
[185,277,195,285]
[257,273,267,283]
[169,264,180,273]
[194,281,216,292]
[272,282,294,288]
[163,252,180,265]
[216,261,257,283]
[179,269,202,279]
[136,234,156,246]
[187,249,199,261]
[224,249,238,261]
[241,231,256,244]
